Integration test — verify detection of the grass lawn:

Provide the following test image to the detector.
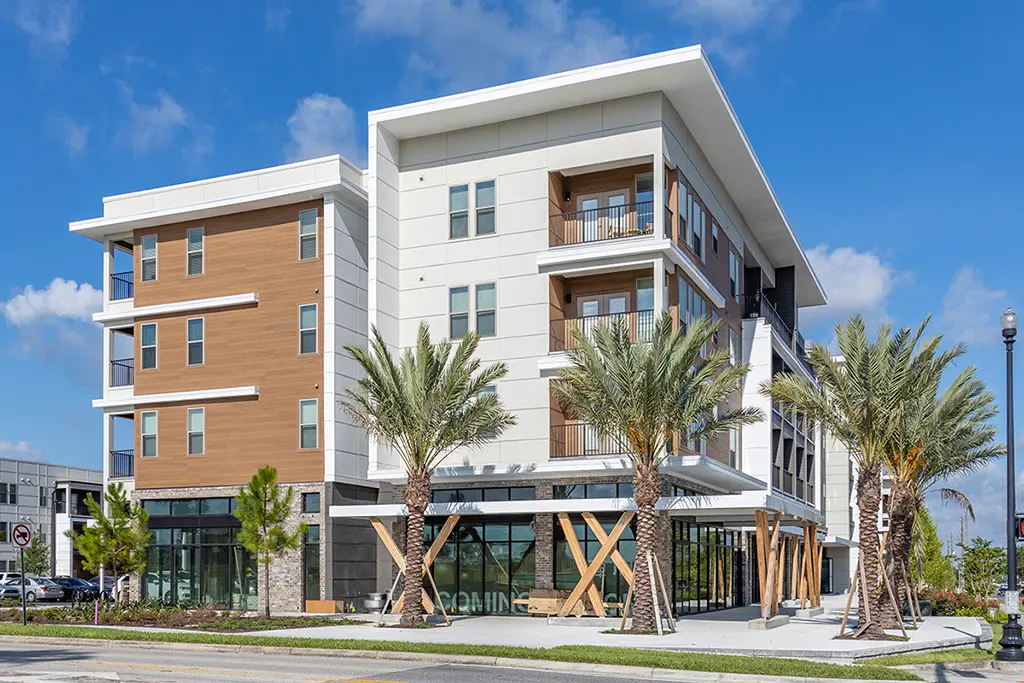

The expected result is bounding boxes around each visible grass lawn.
[0,623,919,681]
[868,623,1001,667]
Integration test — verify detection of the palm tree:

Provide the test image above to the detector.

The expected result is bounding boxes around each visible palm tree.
[762,315,942,639]
[883,364,1001,625]
[341,322,516,626]
[552,311,761,633]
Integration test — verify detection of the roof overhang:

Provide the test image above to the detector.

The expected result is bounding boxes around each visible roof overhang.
[69,155,366,243]
[370,45,825,307]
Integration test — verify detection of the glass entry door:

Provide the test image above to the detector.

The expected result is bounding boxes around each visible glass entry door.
[578,190,630,242]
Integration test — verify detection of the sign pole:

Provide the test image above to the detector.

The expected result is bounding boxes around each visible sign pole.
[11,522,33,626]
[19,548,26,626]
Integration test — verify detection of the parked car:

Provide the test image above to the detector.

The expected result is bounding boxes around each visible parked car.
[0,583,20,600]
[0,573,22,585]
[50,577,101,602]
[1,577,64,602]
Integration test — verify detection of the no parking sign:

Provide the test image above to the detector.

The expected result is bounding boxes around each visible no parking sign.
[11,523,31,548]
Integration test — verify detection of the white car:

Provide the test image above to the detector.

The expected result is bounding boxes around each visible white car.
[1,577,64,602]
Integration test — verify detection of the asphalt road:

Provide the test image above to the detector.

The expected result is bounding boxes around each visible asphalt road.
[0,643,658,683]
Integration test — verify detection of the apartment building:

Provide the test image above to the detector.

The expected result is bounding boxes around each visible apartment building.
[0,458,102,576]
[70,156,377,612]
[327,45,830,616]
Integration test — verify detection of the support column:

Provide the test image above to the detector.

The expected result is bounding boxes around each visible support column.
[653,160,666,240]
[653,258,668,315]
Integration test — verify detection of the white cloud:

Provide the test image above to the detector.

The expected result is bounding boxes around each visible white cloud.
[265,0,290,30]
[285,94,362,165]
[0,440,44,462]
[941,266,1008,346]
[799,244,897,331]
[659,0,800,66]
[56,117,88,156]
[122,88,188,153]
[3,278,102,326]
[352,0,630,91]
[11,0,78,54]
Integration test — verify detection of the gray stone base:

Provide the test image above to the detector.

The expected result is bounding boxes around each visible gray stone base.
[795,606,825,618]
[748,615,790,630]
[992,659,1024,672]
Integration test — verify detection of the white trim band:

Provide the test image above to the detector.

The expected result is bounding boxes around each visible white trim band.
[92,385,259,410]
[94,293,259,325]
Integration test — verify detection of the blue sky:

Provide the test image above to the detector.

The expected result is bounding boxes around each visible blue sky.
[1,0,1022,548]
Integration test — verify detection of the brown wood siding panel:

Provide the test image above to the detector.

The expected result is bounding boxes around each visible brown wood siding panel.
[558,164,652,213]
[562,269,652,319]
[132,201,325,488]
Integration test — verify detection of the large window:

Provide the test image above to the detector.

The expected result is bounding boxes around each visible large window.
[144,525,257,610]
[431,487,535,503]
[449,287,469,339]
[711,222,719,254]
[0,522,6,542]
[304,526,321,601]
[186,228,204,276]
[553,482,633,499]
[299,209,318,260]
[141,323,157,370]
[299,304,317,355]
[449,185,469,239]
[187,318,204,366]
[475,283,496,337]
[299,399,318,449]
[673,521,742,615]
[187,408,205,456]
[302,492,321,513]
[475,181,495,235]
[729,249,741,302]
[679,279,710,356]
[140,234,157,282]
[141,411,158,458]
[555,516,634,614]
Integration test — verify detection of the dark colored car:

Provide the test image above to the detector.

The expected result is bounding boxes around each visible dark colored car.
[50,577,101,602]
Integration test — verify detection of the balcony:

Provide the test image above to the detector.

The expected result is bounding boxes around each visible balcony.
[550,423,629,458]
[110,358,134,387]
[110,449,134,479]
[744,292,792,346]
[549,200,655,247]
[550,309,655,352]
[110,271,133,301]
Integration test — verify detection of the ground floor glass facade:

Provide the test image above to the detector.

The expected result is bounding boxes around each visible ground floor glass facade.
[554,516,635,614]
[672,521,742,614]
[144,527,258,609]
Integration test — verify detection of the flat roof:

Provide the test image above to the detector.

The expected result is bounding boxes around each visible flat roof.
[370,45,825,307]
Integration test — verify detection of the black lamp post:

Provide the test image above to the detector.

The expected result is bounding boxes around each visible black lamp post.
[998,307,1024,661]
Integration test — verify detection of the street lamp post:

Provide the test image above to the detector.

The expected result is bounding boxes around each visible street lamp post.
[998,307,1024,661]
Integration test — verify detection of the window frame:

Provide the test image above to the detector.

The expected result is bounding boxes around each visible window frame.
[186,317,204,367]
[449,286,470,340]
[474,180,496,236]
[302,492,321,514]
[299,398,318,450]
[299,303,318,355]
[729,249,741,302]
[711,221,719,254]
[141,410,158,458]
[449,184,470,240]
[140,322,158,370]
[186,227,204,276]
[299,208,318,261]
[187,407,205,456]
[140,234,158,282]
[475,282,496,337]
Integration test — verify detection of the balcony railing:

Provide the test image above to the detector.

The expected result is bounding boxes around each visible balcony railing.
[664,205,673,239]
[550,309,655,352]
[110,271,134,300]
[550,423,629,458]
[549,200,655,247]
[110,358,134,387]
[110,449,134,478]
[743,292,793,347]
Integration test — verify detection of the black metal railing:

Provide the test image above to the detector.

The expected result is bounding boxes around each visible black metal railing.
[110,449,134,478]
[110,358,134,387]
[550,309,655,352]
[742,292,793,347]
[550,423,629,458]
[110,271,134,300]
[549,200,655,247]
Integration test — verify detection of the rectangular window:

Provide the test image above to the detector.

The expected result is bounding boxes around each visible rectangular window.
[141,323,157,370]
[729,249,741,302]
[299,209,318,260]
[300,399,318,449]
[0,522,6,542]
[140,234,157,282]
[8,484,15,505]
[449,185,469,239]
[730,329,740,366]
[299,304,318,354]
[0,483,6,504]
[730,428,739,468]
[186,227,204,276]
[711,222,719,254]
[302,492,321,513]
[187,408,205,456]
[39,486,46,508]
[141,411,158,458]
[449,286,469,339]
[475,283,496,337]
[475,180,495,235]
[187,318,204,366]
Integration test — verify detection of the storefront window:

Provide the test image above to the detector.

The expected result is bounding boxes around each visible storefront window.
[672,521,741,615]
[554,517,635,614]
[143,525,256,609]
[304,526,321,601]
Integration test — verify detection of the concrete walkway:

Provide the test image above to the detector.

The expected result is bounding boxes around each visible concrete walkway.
[250,595,990,663]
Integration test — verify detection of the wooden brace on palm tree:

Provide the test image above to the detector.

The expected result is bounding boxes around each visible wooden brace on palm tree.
[369,516,460,614]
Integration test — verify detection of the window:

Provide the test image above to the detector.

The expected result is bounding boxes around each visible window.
[187,318,204,366]
[711,222,719,254]
[140,234,157,282]
[303,525,321,601]
[475,283,496,337]
[730,329,740,366]
[7,484,16,505]
[299,209,318,260]
[679,279,709,356]
[39,486,46,508]
[0,522,6,543]
[0,483,6,504]
[449,185,469,239]
[449,287,469,339]
[729,249,741,303]
[187,408,205,456]
[141,323,157,370]
[475,181,495,235]
[299,399,318,449]
[186,228,204,276]
[199,498,230,515]
[431,486,535,503]
[141,411,158,458]
[302,492,321,513]
[553,482,633,499]
[299,304,317,354]
[691,202,704,261]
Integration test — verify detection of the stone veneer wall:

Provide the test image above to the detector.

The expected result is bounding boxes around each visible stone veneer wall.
[131,482,326,614]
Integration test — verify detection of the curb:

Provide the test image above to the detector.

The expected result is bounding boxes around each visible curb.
[0,635,915,683]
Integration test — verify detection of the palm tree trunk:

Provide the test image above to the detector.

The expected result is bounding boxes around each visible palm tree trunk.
[402,472,431,627]
[883,484,916,628]
[856,460,887,639]
[629,464,660,633]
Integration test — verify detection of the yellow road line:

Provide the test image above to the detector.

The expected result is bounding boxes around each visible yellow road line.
[70,660,408,683]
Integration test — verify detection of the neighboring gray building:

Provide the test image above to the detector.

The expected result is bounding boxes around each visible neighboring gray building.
[0,458,103,577]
